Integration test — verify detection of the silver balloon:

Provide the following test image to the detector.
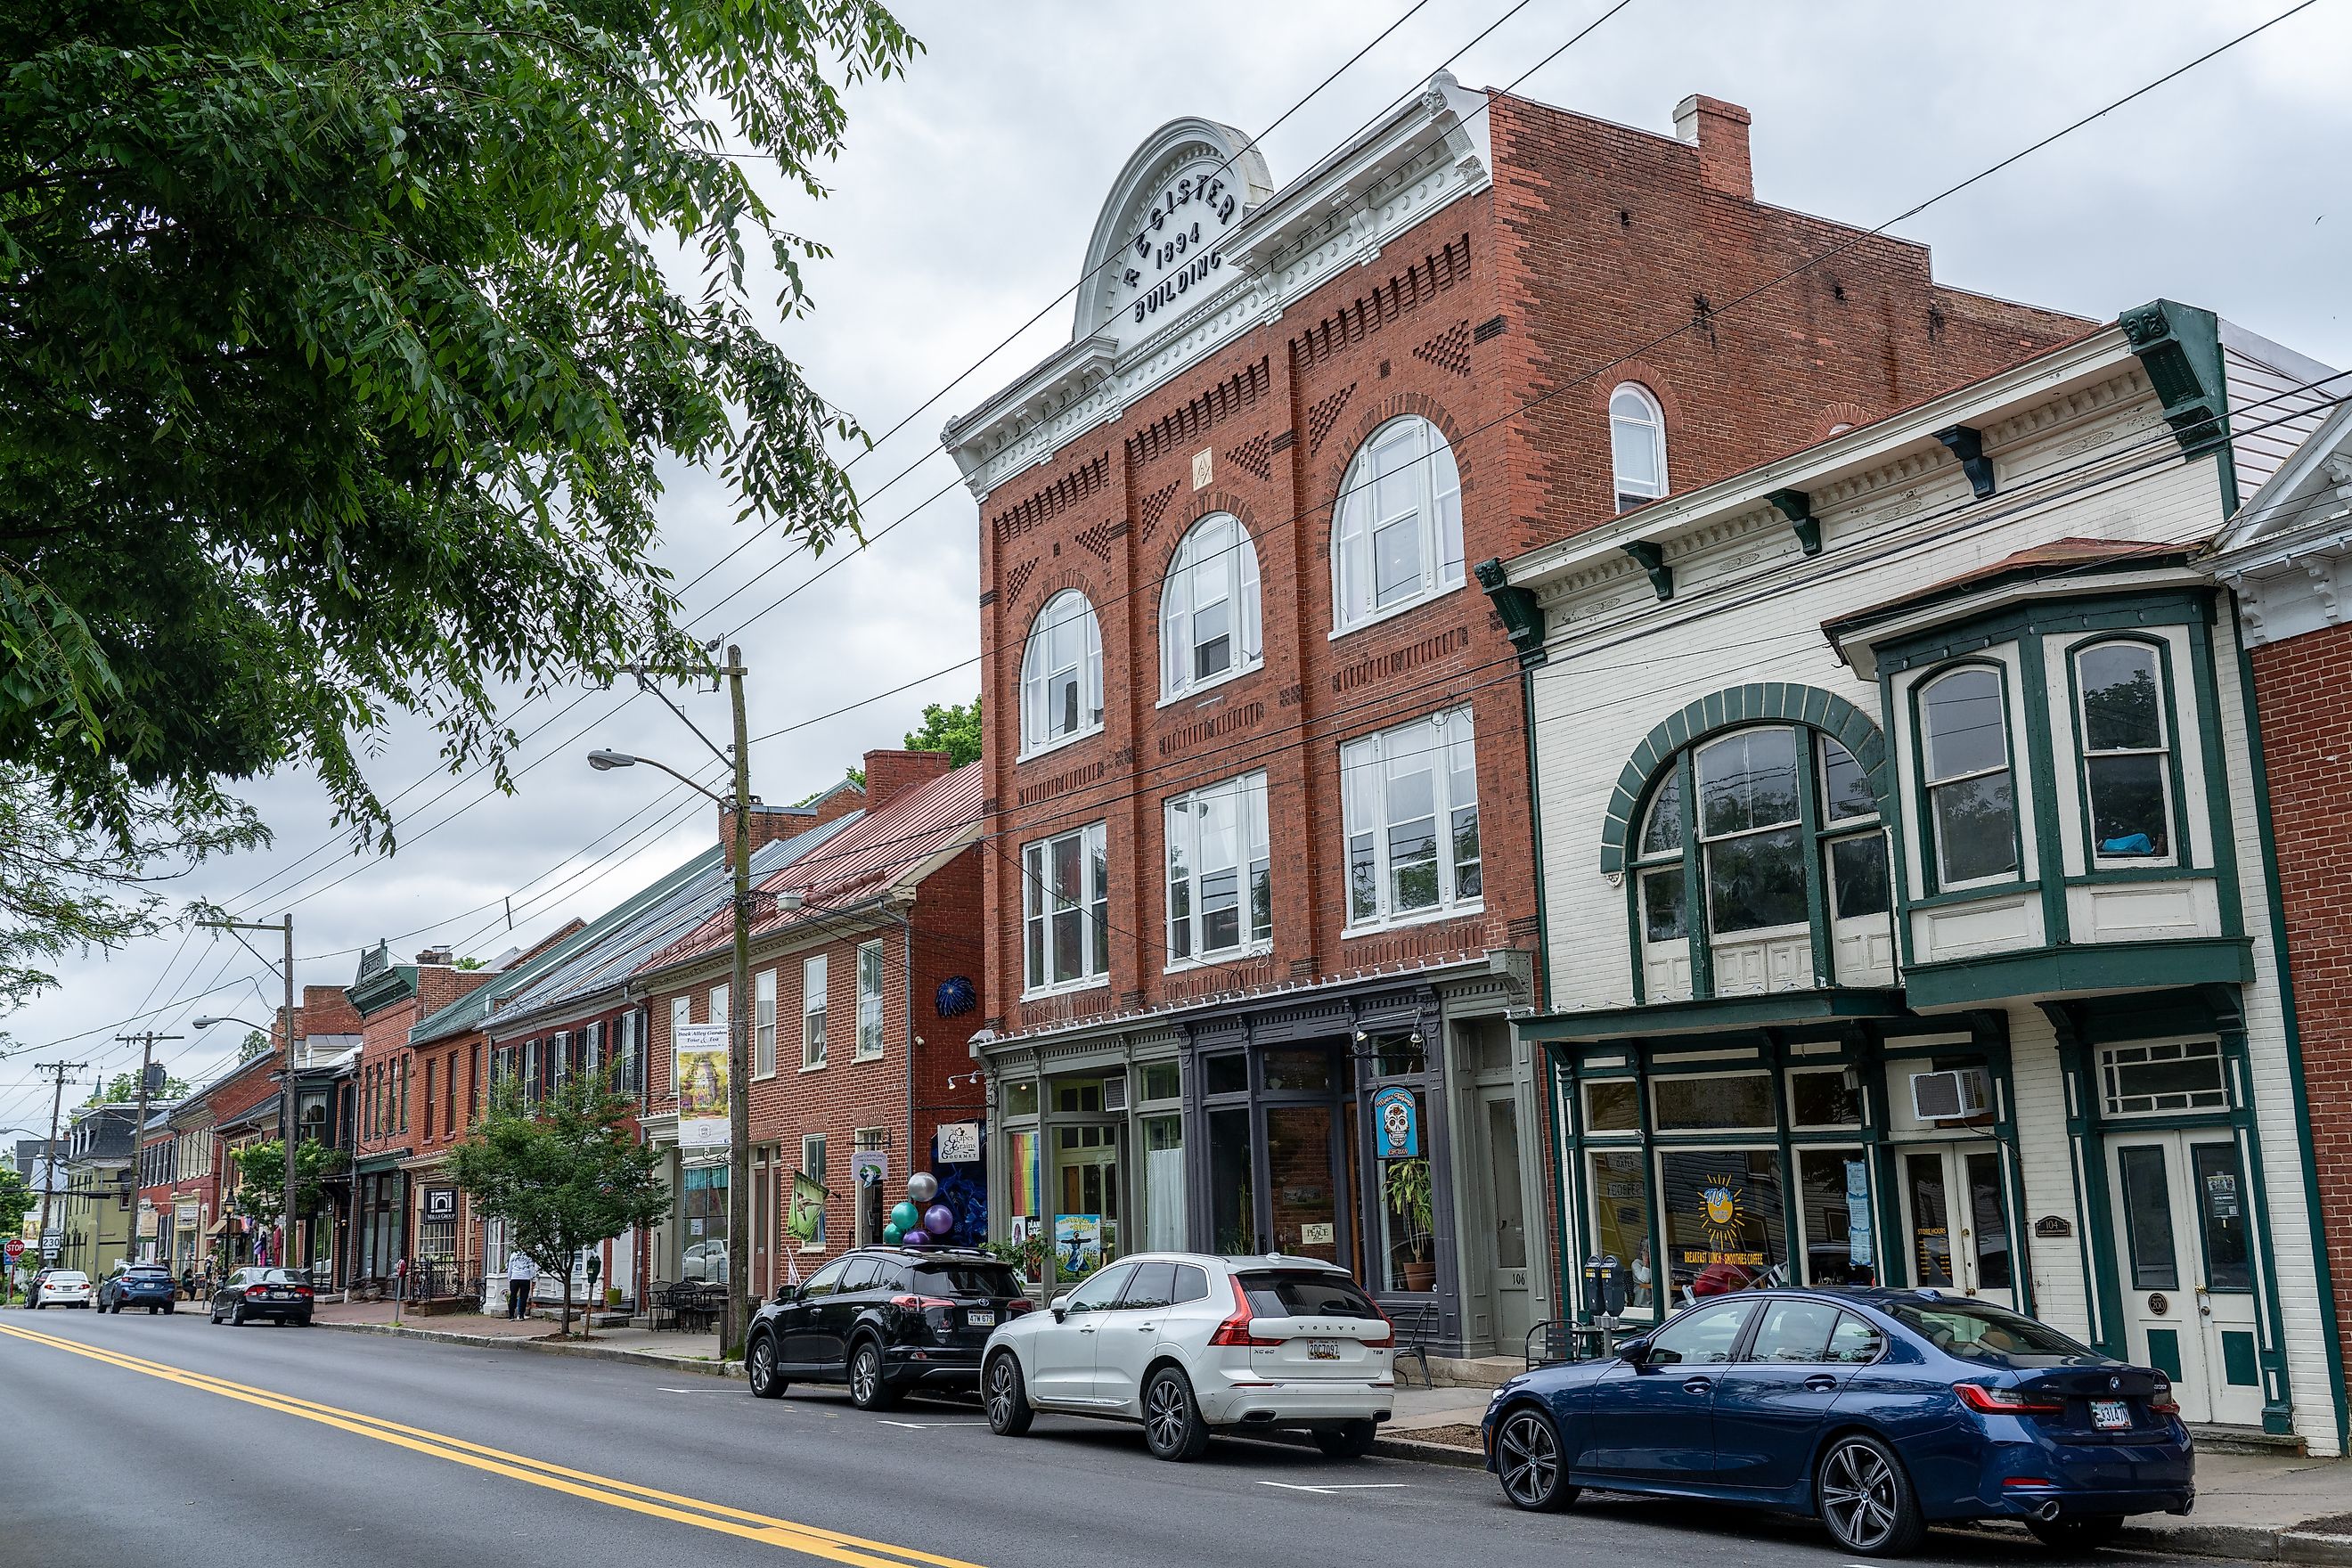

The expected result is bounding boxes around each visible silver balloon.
[906,1172,939,1205]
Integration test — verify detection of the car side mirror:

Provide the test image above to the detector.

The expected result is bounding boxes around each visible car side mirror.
[1049,1303,1067,1323]
[1618,1336,1653,1367]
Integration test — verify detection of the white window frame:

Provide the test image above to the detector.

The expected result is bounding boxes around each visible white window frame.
[2099,1039,2228,1118]
[854,940,885,1061]
[753,968,778,1079]
[800,1132,828,1251]
[801,954,827,1071]
[2072,639,2177,868]
[667,994,690,1104]
[1918,664,2021,892]
[1164,771,1272,968]
[1018,591,1104,758]
[1159,512,1262,701]
[1609,382,1668,511]
[1331,415,1464,636]
[1022,821,1112,997]
[1340,707,1482,932]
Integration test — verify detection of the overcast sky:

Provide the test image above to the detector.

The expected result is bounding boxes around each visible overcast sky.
[6,0,2345,1132]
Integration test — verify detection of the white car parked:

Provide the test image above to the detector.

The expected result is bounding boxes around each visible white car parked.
[980,1253,1395,1461]
[34,1270,93,1309]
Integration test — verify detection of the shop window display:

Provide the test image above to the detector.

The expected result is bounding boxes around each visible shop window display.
[1659,1148,1785,1299]
[1377,1090,1435,1293]
[1586,1148,1654,1313]
[1654,1072,1774,1131]
[1798,1147,1876,1286]
[1208,1109,1257,1254]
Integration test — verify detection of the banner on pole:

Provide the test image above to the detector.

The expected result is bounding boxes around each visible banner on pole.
[674,1024,731,1149]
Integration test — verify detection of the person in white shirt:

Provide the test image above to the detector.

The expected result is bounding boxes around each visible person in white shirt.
[505,1250,538,1320]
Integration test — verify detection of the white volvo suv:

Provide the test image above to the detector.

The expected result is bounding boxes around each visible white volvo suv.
[980,1253,1395,1461]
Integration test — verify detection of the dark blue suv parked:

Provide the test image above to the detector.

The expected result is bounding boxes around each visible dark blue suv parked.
[1482,1287,2191,1556]
[98,1264,179,1314]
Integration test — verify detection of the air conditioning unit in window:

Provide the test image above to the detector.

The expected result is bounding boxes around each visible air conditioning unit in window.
[1910,1068,1992,1122]
[1102,1074,1128,1113]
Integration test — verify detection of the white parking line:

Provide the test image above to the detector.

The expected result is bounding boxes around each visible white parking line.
[1257,1482,1409,1496]
[878,1419,989,1429]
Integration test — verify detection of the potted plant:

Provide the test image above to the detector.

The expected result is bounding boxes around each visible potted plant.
[1384,1158,1437,1292]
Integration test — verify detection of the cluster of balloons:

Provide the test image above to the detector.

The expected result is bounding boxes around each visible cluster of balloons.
[884,1171,956,1248]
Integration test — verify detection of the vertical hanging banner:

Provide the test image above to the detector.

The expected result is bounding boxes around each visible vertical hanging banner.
[674,1024,731,1149]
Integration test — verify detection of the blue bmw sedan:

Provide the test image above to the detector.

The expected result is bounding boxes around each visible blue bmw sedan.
[1482,1288,2192,1556]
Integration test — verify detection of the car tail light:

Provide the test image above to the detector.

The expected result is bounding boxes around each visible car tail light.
[1206,1276,1281,1348]
[1360,1304,1397,1350]
[1006,1299,1035,1317]
[2148,1380,2179,1416]
[889,1294,953,1312]
[1956,1383,2066,1416]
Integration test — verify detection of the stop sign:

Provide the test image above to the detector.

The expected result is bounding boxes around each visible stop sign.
[4,1238,22,1262]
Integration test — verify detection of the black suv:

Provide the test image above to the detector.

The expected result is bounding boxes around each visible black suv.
[746,1246,1028,1409]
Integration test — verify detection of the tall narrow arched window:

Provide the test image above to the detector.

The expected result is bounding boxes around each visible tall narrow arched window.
[1161,512,1262,698]
[1018,591,1103,756]
[2074,640,2172,861]
[1332,415,1464,633]
[1919,666,2018,887]
[1609,383,1668,512]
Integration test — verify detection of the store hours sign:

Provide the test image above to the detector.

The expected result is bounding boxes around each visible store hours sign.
[1112,157,1243,332]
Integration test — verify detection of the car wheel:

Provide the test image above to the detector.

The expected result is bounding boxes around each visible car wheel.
[747,1334,788,1400]
[1494,1405,1578,1512]
[1817,1433,1926,1557]
[1140,1367,1210,1462]
[296,1313,312,1327]
[2028,1515,2127,1550]
[984,1351,1033,1436]
[164,1304,174,1315]
[229,1302,245,1327]
[847,1340,899,1411]
[1311,1419,1380,1459]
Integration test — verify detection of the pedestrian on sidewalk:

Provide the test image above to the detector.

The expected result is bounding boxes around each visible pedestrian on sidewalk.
[506,1250,537,1320]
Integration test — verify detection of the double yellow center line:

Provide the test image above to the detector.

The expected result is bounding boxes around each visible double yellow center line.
[0,1321,985,1567]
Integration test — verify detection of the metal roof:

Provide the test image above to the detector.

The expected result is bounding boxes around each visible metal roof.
[639,763,980,976]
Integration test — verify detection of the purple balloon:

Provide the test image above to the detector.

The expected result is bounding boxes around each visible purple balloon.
[900,1229,931,1248]
[923,1204,955,1237]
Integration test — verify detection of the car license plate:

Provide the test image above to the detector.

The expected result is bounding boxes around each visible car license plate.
[2092,1398,2131,1429]
[1305,1339,1341,1360]
[967,1311,995,1327]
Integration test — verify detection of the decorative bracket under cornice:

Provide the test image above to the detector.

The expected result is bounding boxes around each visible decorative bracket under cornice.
[1474,558,1547,667]
[1621,541,1674,601]
[1935,425,1997,499]
[2119,298,2229,460]
[1765,488,1822,556]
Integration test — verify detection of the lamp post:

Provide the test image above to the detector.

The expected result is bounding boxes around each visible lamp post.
[585,643,755,1356]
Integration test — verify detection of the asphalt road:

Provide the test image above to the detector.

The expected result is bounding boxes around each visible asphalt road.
[0,1309,2248,1568]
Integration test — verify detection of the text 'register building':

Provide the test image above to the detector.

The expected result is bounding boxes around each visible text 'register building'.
[942,73,2086,1355]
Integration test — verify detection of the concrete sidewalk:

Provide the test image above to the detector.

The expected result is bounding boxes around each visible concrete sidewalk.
[312,1297,736,1375]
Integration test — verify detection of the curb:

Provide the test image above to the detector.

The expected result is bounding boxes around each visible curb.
[312,1319,742,1379]
[1936,1515,2352,1565]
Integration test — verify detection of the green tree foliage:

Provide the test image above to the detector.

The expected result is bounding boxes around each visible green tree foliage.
[228,1138,350,1226]
[0,0,919,994]
[0,1164,33,1241]
[449,1070,666,1336]
[86,1067,191,1105]
[904,697,982,767]
[237,1030,273,1063]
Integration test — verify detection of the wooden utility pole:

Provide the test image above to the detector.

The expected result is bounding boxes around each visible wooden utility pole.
[117,1032,184,1264]
[33,1060,86,1260]
[199,915,299,1273]
[725,645,754,1360]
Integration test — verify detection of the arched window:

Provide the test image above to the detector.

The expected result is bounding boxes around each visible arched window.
[2074,640,2172,861]
[1019,591,1103,756]
[1630,725,1891,998]
[1332,415,1464,633]
[1160,512,1262,698]
[1609,383,1668,512]
[1918,666,2018,886]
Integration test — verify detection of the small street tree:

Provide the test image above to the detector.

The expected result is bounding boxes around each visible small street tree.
[448,1072,666,1338]
[0,1165,33,1301]
[228,1139,349,1263]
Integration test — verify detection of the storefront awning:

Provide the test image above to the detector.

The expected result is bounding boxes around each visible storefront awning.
[204,1215,236,1237]
[1518,987,1908,1043]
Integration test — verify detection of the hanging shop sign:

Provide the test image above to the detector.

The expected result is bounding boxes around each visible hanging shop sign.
[935,1122,981,1164]
[674,1024,731,1150]
[1371,1087,1421,1160]
[853,1150,888,1189]
[422,1188,458,1222]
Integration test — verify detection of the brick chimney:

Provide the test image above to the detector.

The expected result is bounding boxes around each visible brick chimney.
[1673,94,1752,201]
[718,798,817,870]
[863,748,954,813]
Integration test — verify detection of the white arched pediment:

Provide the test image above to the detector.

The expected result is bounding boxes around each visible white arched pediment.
[1072,118,1274,349]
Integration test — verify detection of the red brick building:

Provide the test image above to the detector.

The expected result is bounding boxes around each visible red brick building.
[941,75,2086,1352]
[635,753,987,1298]
[2208,392,2352,1425]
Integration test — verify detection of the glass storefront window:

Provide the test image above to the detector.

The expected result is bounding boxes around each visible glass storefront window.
[1055,1082,1103,1114]
[1789,1066,1863,1128]
[682,1164,729,1285]
[1584,1079,1638,1133]
[1654,1072,1774,1131]
[1374,1033,1426,1077]
[1205,1055,1247,1096]
[1140,1115,1184,1252]
[1266,1107,1339,1262]
[1903,1150,1955,1286]
[1141,1063,1180,1103]
[1587,1149,1654,1313]
[1005,1131,1039,1229]
[1262,1050,1332,1092]
[1658,1148,1785,1300]
[1004,1081,1039,1117]
[1797,1147,1876,1286]
[1376,1091,1435,1293]
[1208,1110,1257,1254]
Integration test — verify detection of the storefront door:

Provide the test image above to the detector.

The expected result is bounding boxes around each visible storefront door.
[1055,1123,1120,1270]
[2106,1131,2260,1427]
[1896,1144,2014,1304]
[1474,1087,1532,1350]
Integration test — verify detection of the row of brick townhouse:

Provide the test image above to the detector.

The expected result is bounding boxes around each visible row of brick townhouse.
[938,75,2084,1359]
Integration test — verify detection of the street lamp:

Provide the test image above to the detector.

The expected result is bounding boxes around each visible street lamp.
[584,642,755,1356]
